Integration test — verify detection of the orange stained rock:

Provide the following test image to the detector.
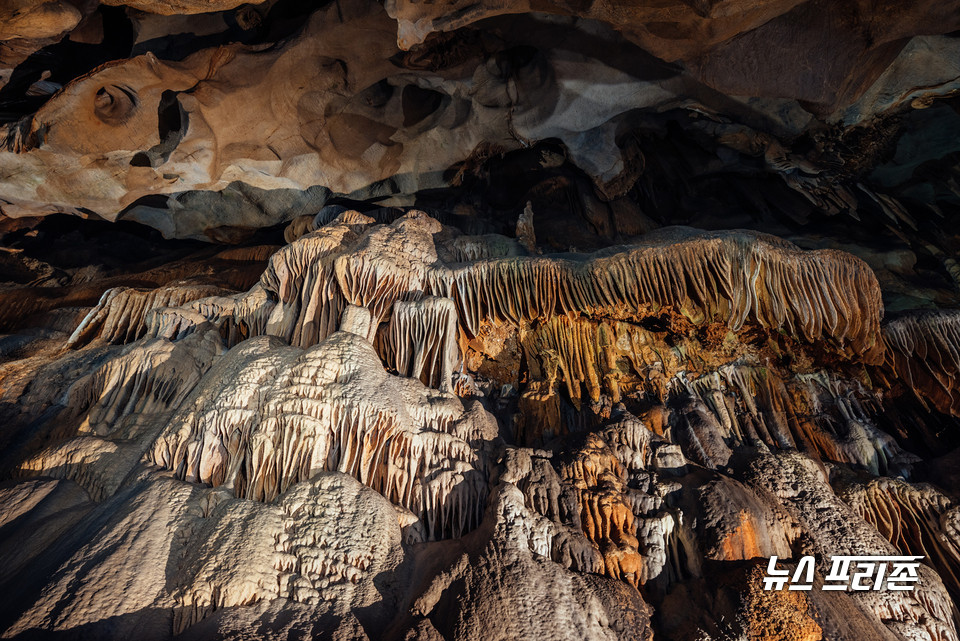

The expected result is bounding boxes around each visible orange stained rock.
[517,382,563,444]
[718,510,764,561]
[558,435,648,587]
[601,545,645,589]
[641,407,668,437]
[743,564,823,641]
[134,214,890,422]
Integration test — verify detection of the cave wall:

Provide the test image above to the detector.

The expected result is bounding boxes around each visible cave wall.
[1,0,960,639]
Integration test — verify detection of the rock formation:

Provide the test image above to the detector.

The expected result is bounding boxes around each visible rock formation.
[1,0,960,639]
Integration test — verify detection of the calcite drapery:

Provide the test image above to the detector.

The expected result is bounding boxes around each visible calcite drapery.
[2,0,960,636]
[3,204,960,639]
[884,310,960,416]
[142,211,884,363]
[148,330,497,541]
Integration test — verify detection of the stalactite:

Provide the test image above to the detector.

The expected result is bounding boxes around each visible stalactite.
[148,330,497,541]
[259,214,374,348]
[840,477,960,603]
[427,226,884,360]
[884,310,960,416]
[377,296,459,392]
[65,327,225,438]
[139,213,886,398]
[67,283,227,348]
[542,415,683,588]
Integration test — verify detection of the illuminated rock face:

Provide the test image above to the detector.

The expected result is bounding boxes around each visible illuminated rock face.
[148,330,496,540]
[3,207,960,640]
[0,0,958,239]
[145,212,885,359]
[2,0,960,639]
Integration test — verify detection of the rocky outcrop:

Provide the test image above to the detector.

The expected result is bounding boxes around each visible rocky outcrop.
[148,329,497,540]
[747,453,958,641]
[842,477,960,605]
[387,0,960,113]
[0,1,81,42]
[3,0,960,638]
[393,482,655,641]
[67,282,228,348]
[1,471,409,640]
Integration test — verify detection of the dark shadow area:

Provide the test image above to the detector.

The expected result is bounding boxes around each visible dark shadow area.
[0,7,134,124]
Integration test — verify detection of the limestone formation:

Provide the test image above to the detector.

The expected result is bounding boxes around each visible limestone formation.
[1,471,408,640]
[162,212,884,360]
[884,310,960,416]
[3,1,960,639]
[148,330,497,539]
[0,1,82,42]
[67,282,228,348]
[386,0,960,111]
[2,1,689,237]
[839,476,960,603]
[747,453,958,641]
[0,0,957,238]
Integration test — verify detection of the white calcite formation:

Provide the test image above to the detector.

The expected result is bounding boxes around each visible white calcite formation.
[148,329,497,540]
[2,471,407,641]
[67,282,228,348]
[378,296,459,392]
[3,207,960,640]
[142,211,885,361]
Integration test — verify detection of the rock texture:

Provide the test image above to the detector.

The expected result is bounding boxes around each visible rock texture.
[387,0,960,113]
[0,0,958,240]
[2,206,960,638]
[2,1,960,640]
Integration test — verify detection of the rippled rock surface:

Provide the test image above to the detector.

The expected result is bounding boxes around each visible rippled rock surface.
[1,0,960,639]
